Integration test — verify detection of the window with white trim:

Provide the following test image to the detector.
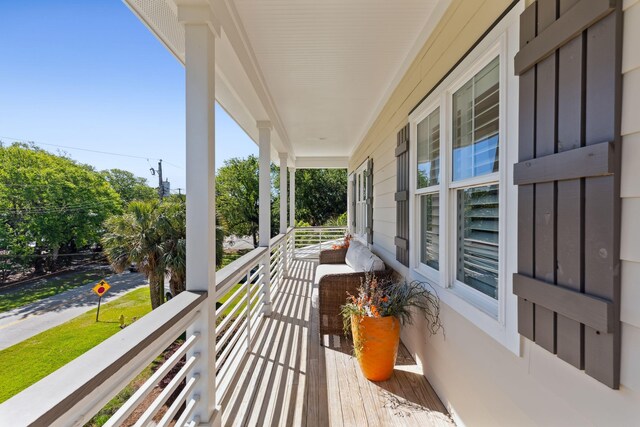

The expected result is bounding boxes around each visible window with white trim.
[413,53,502,314]
[408,2,521,354]
[352,160,369,239]
[451,57,500,301]
[416,107,441,277]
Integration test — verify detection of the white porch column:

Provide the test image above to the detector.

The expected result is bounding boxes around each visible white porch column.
[279,153,288,276]
[288,166,296,263]
[257,120,272,315]
[289,166,296,228]
[279,153,288,234]
[180,4,220,426]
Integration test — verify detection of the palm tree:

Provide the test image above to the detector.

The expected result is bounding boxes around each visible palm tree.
[158,199,186,296]
[102,200,166,309]
[102,197,225,309]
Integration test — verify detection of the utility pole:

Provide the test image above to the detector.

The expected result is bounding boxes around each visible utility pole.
[150,160,164,200]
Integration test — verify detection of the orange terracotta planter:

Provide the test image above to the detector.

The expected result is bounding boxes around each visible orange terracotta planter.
[351,314,401,381]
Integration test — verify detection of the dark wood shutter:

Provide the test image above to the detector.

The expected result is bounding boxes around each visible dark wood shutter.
[365,158,374,244]
[513,0,622,388]
[395,123,410,266]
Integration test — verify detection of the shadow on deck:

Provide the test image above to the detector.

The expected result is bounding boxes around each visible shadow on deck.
[221,259,454,427]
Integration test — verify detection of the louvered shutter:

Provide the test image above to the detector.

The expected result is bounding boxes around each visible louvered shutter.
[395,124,410,266]
[365,158,374,245]
[513,0,622,388]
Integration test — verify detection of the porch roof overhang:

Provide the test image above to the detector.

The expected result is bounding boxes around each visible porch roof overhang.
[124,0,450,167]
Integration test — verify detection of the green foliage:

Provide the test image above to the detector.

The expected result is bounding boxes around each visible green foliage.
[216,156,347,242]
[100,168,156,206]
[102,197,224,308]
[341,273,443,336]
[295,169,347,226]
[323,212,348,226]
[0,143,122,273]
[216,155,275,246]
[102,200,166,308]
[216,215,225,268]
[0,287,151,403]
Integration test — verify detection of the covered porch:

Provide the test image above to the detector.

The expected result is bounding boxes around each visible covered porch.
[220,258,452,427]
[0,0,456,424]
[8,0,632,425]
[0,229,452,426]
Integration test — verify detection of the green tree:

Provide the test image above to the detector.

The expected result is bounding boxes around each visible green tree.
[216,156,274,247]
[101,168,157,206]
[102,197,224,309]
[0,143,122,273]
[295,169,347,225]
[158,197,225,296]
[102,200,166,308]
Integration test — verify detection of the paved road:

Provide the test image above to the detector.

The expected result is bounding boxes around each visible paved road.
[0,271,147,351]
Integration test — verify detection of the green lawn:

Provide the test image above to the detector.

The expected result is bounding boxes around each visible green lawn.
[0,287,151,403]
[0,266,110,313]
[0,251,251,405]
[220,249,250,268]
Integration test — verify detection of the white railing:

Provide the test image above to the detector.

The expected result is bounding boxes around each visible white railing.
[0,227,308,426]
[269,232,286,297]
[213,246,269,401]
[0,290,207,427]
[293,226,348,259]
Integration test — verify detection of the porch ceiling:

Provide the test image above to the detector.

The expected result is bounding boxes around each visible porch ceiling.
[125,0,449,164]
[233,0,444,159]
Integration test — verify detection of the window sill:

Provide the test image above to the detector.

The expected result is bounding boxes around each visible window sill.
[449,281,499,319]
[413,265,439,284]
[408,267,520,356]
[440,285,519,355]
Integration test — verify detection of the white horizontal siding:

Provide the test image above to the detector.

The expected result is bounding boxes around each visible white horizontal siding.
[621,261,640,328]
[623,0,640,73]
[620,199,640,261]
[621,132,640,197]
[348,1,640,426]
[619,0,640,397]
[622,67,640,136]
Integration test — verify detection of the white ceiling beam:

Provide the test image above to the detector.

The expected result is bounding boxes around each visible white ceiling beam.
[294,156,348,169]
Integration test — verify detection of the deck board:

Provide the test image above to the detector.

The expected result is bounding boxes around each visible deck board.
[220,259,454,427]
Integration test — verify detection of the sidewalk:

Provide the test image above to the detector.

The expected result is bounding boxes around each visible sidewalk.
[0,271,147,351]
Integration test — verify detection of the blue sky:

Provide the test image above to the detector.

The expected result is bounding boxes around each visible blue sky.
[0,0,257,191]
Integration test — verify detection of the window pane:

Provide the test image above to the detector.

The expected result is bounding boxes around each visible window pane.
[456,184,499,299]
[452,57,500,181]
[420,194,439,270]
[417,108,440,188]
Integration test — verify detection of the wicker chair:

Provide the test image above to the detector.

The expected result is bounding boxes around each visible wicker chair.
[316,248,392,339]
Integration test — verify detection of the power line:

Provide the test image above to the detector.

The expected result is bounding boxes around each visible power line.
[0,135,183,169]
[0,200,119,214]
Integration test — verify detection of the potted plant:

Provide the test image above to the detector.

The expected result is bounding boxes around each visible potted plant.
[341,273,442,381]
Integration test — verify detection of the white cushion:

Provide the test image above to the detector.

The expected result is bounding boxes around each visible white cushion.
[312,263,357,309]
[365,253,386,272]
[345,240,364,270]
[314,263,357,285]
[344,240,385,272]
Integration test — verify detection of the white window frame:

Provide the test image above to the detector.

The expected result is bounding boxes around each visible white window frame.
[447,48,503,317]
[413,99,442,284]
[407,1,522,355]
[352,159,369,242]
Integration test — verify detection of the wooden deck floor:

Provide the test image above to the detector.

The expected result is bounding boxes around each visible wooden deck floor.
[221,259,454,427]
